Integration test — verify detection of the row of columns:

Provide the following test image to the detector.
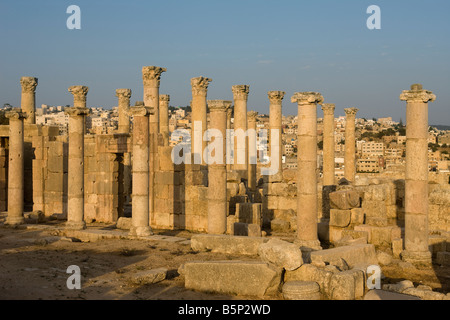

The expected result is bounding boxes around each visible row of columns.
[6,76,437,266]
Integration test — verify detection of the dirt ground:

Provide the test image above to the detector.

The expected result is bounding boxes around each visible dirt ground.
[0,222,448,300]
[0,223,275,300]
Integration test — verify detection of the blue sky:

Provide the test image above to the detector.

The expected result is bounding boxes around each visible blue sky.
[1,0,449,124]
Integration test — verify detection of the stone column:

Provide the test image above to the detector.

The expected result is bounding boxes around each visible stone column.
[232,85,250,173]
[344,107,359,183]
[129,106,154,237]
[247,111,258,191]
[66,85,90,230]
[400,84,436,266]
[291,92,324,250]
[321,104,336,186]
[207,100,231,234]
[116,88,131,134]
[226,106,233,171]
[268,91,285,177]
[191,77,212,165]
[20,77,38,124]
[142,66,166,225]
[159,94,170,146]
[5,109,27,225]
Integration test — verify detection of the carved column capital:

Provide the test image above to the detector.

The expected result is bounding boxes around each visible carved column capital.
[400,84,436,103]
[268,91,285,104]
[115,88,132,99]
[232,85,250,101]
[159,94,170,102]
[321,103,336,115]
[142,66,167,88]
[291,92,324,105]
[20,77,38,93]
[191,77,212,96]
[207,100,232,111]
[344,107,359,117]
[65,107,90,117]
[247,111,259,122]
[5,109,27,120]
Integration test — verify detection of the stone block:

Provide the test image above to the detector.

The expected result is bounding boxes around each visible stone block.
[364,290,421,300]
[362,200,387,220]
[392,238,403,259]
[428,235,446,255]
[436,252,450,266]
[350,208,365,225]
[329,190,360,210]
[190,234,269,256]
[258,238,303,271]
[284,264,335,299]
[330,209,351,227]
[183,261,282,297]
[116,217,131,230]
[270,218,290,232]
[310,244,378,269]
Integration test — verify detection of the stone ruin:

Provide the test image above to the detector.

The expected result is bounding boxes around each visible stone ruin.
[1,70,449,300]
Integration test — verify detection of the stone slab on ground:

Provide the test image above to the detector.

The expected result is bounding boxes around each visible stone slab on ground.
[132,268,168,285]
[258,238,303,271]
[364,290,421,300]
[183,261,282,297]
[310,244,377,268]
[191,234,269,256]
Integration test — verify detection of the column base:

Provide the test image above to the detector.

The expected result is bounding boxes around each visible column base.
[65,220,86,230]
[5,216,25,226]
[129,226,153,237]
[401,250,432,268]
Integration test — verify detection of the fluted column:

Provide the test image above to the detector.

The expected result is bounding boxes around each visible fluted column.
[66,85,90,230]
[247,111,258,191]
[20,77,38,124]
[321,104,336,186]
[159,94,170,146]
[129,106,154,237]
[232,85,250,173]
[5,109,27,225]
[268,91,285,177]
[191,77,212,165]
[116,89,131,134]
[400,84,436,267]
[207,100,231,234]
[291,92,324,250]
[142,66,166,225]
[344,107,359,183]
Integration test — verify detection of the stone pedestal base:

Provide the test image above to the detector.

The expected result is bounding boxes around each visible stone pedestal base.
[401,250,432,268]
[65,221,86,230]
[5,216,25,225]
[129,226,153,237]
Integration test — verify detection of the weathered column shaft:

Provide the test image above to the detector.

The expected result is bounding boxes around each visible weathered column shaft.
[232,85,250,173]
[116,88,131,134]
[292,92,324,250]
[268,91,285,177]
[247,111,258,191]
[191,77,212,165]
[226,107,233,171]
[65,86,89,230]
[159,94,170,146]
[142,66,166,226]
[20,77,38,124]
[344,108,358,182]
[400,84,435,266]
[321,104,336,186]
[207,100,230,234]
[130,106,154,237]
[5,110,26,225]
